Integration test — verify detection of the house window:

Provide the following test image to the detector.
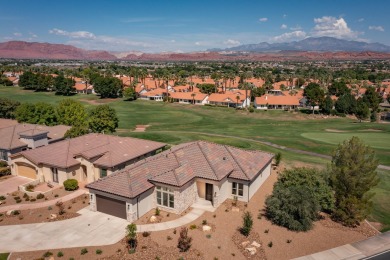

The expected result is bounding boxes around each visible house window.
[100,168,107,178]
[51,168,59,183]
[0,150,7,161]
[156,186,174,208]
[232,182,244,197]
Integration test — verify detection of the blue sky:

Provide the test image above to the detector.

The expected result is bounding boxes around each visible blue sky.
[1,0,389,52]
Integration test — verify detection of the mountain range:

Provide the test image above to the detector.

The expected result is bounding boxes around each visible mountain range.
[1,37,390,61]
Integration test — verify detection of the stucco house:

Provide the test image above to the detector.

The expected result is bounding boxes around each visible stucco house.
[208,92,250,108]
[0,121,70,164]
[255,95,300,110]
[10,134,166,184]
[86,141,273,221]
[169,92,209,105]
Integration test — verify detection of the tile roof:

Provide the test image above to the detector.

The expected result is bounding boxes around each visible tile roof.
[0,119,19,129]
[255,94,300,106]
[208,93,247,103]
[86,141,273,199]
[169,92,208,101]
[0,123,70,150]
[16,134,166,169]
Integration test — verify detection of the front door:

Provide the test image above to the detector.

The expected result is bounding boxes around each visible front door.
[205,183,213,203]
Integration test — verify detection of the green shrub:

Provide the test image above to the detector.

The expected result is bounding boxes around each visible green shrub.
[96,249,102,255]
[206,234,211,239]
[177,227,192,252]
[80,248,88,255]
[36,193,45,199]
[240,212,253,237]
[202,219,207,225]
[12,210,20,215]
[16,199,22,203]
[43,251,53,257]
[26,184,34,191]
[0,195,5,200]
[63,179,78,191]
[13,196,20,200]
[23,193,28,198]
[142,231,150,237]
[155,207,160,216]
[0,161,8,167]
[189,224,197,230]
[57,251,64,257]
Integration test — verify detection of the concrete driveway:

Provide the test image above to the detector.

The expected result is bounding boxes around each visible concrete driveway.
[0,176,32,195]
[0,208,129,252]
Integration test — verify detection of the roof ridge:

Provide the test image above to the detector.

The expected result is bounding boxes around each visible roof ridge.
[64,138,72,168]
[224,146,250,180]
[7,124,18,150]
[196,142,218,180]
[171,152,182,186]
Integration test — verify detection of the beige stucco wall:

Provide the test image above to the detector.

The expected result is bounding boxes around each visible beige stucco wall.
[196,181,205,198]
[228,178,250,202]
[248,163,271,200]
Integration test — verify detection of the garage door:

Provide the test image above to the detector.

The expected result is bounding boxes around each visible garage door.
[17,163,36,179]
[96,194,126,219]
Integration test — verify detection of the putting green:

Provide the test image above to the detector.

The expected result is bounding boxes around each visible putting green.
[301,132,390,150]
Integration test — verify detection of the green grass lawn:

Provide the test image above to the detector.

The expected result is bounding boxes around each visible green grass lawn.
[1,85,390,229]
[0,253,9,260]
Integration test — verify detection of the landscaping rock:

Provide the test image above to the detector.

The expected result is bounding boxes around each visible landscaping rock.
[150,215,157,223]
[245,247,257,255]
[50,214,57,220]
[251,241,261,248]
[6,210,13,216]
[202,225,212,232]
[232,207,240,212]
[241,240,250,247]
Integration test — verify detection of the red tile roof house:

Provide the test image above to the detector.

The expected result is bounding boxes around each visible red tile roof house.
[0,121,70,165]
[10,134,166,185]
[169,92,209,105]
[138,88,166,101]
[255,95,301,110]
[86,141,273,221]
[207,92,250,108]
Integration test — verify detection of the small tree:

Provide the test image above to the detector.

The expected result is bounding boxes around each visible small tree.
[123,87,137,101]
[126,223,137,250]
[240,211,253,236]
[274,152,282,166]
[88,105,119,134]
[330,137,379,227]
[177,227,192,252]
[355,99,369,122]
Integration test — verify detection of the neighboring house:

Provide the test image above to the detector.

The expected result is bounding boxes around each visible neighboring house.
[139,88,166,101]
[169,92,209,105]
[0,121,70,164]
[74,82,94,94]
[208,93,250,108]
[86,141,273,221]
[255,95,300,110]
[10,134,166,184]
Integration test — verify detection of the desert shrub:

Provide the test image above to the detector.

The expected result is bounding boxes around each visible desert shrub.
[36,193,45,199]
[13,196,20,200]
[16,199,22,203]
[26,184,34,191]
[0,167,10,176]
[30,198,36,202]
[126,223,137,250]
[274,152,282,166]
[0,161,8,167]
[12,210,20,215]
[268,241,273,247]
[286,239,292,243]
[264,229,269,233]
[63,179,78,191]
[54,194,59,197]
[177,227,192,252]
[96,249,102,255]
[142,231,150,237]
[173,229,177,234]
[202,219,207,225]
[167,235,172,240]
[23,193,28,198]
[48,206,52,210]
[43,251,53,257]
[56,201,66,215]
[0,195,5,200]
[57,251,64,257]
[206,234,211,239]
[249,106,255,113]
[155,207,160,216]
[81,248,88,255]
[240,211,253,236]
[189,224,197,230]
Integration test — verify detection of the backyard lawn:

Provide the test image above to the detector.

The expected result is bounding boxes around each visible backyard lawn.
[1,85,390,230]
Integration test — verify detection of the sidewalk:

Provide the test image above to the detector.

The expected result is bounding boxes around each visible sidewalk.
[0,189,87,213]
[137,208,205,232]
[294,231,390,260]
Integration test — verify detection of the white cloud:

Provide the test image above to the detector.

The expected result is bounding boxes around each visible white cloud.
[358,18,364,22]
[29,32,38,38]
[195,41,201,46]
[170,39,176,43]
[13,32,22,37]
[273,31,307,42]
[369,25,384,32]
[281,24,287,29]
[49,28,96,39]
[283,14,287,19]
[223,39,241,46]
[312,16,360,39]
[259,17,268,22]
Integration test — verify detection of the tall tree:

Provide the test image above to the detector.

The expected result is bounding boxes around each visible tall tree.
[93,76,122,98]
[303,83,325,114]
[321,95,333,115]
[88,105,119,133]
[330,137,379,227]
[355,99,370,122]
[0,98,20,119]
[56,99,87,126]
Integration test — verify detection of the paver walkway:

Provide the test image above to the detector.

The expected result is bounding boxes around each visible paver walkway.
[0,189,87,213]
[0,176,32,196]
[0,207,205,252]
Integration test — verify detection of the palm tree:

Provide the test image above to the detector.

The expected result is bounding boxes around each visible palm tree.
[236,95,240,108]
[191,93,196,104]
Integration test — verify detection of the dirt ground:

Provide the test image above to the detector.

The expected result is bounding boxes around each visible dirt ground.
[8,163,379,260]
[0,175,13,182]
[134,207,190,225]
[0,186,77,207]
[0,194,89,226]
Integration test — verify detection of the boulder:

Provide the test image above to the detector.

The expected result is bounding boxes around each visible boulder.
[50,214,57,220]
[150,215,157,223]
[202,225,212,232]
[232,207,240,212]
[251,241,261,248]
[6,210,13,216]
[241,240,250,247]
[246,247,257,255]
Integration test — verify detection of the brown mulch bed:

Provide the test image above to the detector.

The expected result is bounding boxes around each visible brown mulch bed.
[134,208,191,225]
[0,194,89,226]
[232,231,267,260]
[223,199,248,212]
[10,235,203,260]
[0,186,77,207]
